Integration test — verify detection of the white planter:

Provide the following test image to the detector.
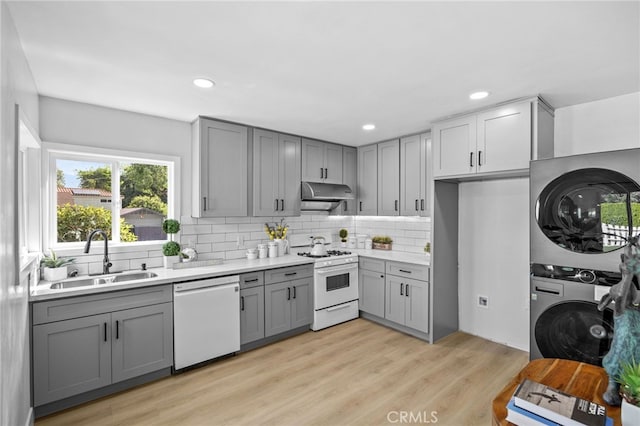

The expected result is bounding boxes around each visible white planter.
[622,399,640,426]
[163,255,180,269]
[43,266,68,282]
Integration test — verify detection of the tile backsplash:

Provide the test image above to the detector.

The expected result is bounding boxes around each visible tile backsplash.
[51,214,431,276]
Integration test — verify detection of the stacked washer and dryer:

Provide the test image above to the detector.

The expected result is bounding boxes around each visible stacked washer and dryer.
[529,148,640,366]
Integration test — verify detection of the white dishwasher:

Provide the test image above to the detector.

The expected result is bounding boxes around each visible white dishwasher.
[173,275,240,370]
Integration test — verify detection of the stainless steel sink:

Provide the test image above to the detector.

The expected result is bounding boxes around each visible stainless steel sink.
[49,271,158,290]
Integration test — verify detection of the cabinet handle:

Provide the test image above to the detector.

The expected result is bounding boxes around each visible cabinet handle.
[116,320,119,339]
[284,272,297,277]
[320,167,324,179]
[245,278,258,283]
[399,269,412,274]
[280,199,284,211]
[104,322,107,342]
[469,152,474,167]
[421,199,425,211]
[478,150,482,166]
[324,168,328,179]
[274,199,279,211]
[287,287,291,300]
[203,197,207,211]
[293,286,297,299]
[394,200,398,211]
[405,285,410,297]
[343,201,348,211]
[359,201,363,212]
[380,275,384,278]
[415,199,419,211]
[241,296,245,311]
[400,283,404,295]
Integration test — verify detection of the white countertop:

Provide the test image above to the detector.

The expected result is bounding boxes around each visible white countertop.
[30,254,315,302]
[350,249,430,266]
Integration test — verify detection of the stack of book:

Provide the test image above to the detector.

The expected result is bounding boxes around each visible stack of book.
[506,379,613,426]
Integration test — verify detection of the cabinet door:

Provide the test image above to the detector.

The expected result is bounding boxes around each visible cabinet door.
[198,119,248,217]
[340,146,357,215]
[400,135,424,216]
[432,115,477,178]
[359,268,385,317]
[111,303,173,383]
[324,143,343,184]
[476,102,531,174]
[377,140,400,216]
[278,133,301,216]
[290,277,313,329]
[253,129,280,216]
[385,276,406,325]
[420,133,432,217]
[240,286,265,345]
[264,281,292,337]
[33,313,111,406]
[357,144,378,215]
[405,279,429,333]
[301,138,326,183]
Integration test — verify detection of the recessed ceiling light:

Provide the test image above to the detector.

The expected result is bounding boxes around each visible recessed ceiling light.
[193,78,215,88]
[469,91,489,100]
[362,124,376,131]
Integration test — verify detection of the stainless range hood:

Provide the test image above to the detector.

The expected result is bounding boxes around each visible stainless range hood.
[300,181,355,211]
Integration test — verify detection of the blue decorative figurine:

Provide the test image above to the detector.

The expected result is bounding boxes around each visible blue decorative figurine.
[598,235,640,406]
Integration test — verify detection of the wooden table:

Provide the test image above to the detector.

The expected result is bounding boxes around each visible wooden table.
[492,358,621,425]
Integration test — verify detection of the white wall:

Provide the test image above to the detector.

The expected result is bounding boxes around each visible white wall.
[458,178,530,351]
[554,92,640,157]
[0,2,39,425]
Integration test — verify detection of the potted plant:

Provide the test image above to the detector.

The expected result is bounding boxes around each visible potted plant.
[617,358,640,425]
[162,219,181,268]
[372,236,393,250]
[424,242,431,254]
[41,249,75,281]
[339,229,349,247]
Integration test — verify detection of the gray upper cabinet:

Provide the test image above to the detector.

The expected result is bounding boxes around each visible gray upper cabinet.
[433,99,553,179]
[377,139,400,216]
[253,129,301,216]
[301,139,343,184]
[339,146,357,215]
[400,134,430,216]
[357,144,377,215]
[192,117,248,217]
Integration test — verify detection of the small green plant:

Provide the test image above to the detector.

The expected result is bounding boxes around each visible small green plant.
[40,249,75,268]
[424,242,431,253]
[617,358,640,406]
[162,219,180,234]
[372,236,393,244]
[162,241,181,257]
[339,228,349,242]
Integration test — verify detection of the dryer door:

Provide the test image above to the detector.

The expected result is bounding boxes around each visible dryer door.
[534,300,614,366]
[536,168,640,254]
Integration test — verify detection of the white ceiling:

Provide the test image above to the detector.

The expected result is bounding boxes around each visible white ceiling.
[8,1,640,146]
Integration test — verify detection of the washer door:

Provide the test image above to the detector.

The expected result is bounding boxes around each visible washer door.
[536,168,640,254]
[534,301,614,366]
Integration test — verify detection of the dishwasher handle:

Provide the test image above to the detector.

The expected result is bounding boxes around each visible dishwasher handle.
[174,276,240,293]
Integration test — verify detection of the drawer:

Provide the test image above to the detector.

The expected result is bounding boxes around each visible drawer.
[240,271,264,289]
[264,264,313,285]
[386,262,429,282]
[32,285,172,325]
[359,257,385,273]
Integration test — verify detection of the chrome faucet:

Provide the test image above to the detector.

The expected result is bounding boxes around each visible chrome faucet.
[84,229,112,275]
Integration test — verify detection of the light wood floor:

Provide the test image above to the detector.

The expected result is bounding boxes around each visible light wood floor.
[36,319,529,426]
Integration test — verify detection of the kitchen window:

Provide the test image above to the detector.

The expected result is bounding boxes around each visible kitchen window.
[44,143,179,248]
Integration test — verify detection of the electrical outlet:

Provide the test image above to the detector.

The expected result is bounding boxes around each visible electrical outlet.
[478,295,489,308]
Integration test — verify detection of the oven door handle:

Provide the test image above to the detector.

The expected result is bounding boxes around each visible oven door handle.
[315,264,358,276]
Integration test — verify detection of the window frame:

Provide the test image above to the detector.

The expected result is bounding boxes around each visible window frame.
[43,142,180,250]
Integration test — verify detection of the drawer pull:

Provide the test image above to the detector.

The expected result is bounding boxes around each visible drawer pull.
[244,278,259,283]
[284,272,297,277]
[398,269,412,274]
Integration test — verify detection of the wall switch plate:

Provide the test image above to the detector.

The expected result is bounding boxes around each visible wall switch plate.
[478,295,489,308]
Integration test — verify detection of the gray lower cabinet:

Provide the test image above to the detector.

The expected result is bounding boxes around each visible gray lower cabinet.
[264,277,312,337]
[385,275,429,334]
[240,286,265,345]
[32,285,173,407]
[358,264,385,317]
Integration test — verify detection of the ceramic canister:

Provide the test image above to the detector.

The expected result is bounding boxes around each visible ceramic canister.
[257,244,267,259]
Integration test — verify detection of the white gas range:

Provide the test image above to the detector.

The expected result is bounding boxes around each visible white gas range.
[289,234,359,330]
